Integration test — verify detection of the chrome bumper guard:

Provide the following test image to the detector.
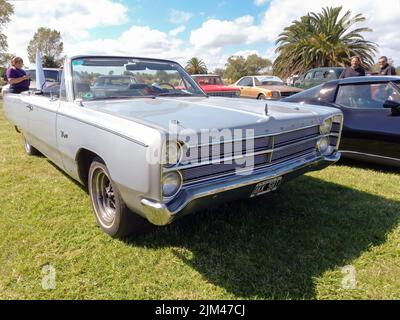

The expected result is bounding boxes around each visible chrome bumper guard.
[141,152,340,226]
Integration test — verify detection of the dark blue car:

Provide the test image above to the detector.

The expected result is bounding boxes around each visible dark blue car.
[282,76,400,167]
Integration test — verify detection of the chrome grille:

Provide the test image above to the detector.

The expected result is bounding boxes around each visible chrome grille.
[280,91,298,97]
[180,126,322,185]
[207,91,239,98]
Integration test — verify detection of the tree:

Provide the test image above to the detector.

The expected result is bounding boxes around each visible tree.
[27,27,64,67]
[224,56,247,83]
[185,57,208,75]
[223,54,272,83]
[212,68,225,78]
[273,6,378,78]
[245,54,272,75]
[0,52,13,81]
[0,0,14,53]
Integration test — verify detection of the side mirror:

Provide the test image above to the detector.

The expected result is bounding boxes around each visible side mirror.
[383,99,400,116]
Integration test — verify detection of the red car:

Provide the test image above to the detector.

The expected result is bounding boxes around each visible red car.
[191,74,241,98]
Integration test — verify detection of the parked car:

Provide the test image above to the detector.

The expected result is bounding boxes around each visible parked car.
[26,68,61,84]
[294,67,344,89]
[2,68,61,95]
[92,75,137,89]
[234,76,303,100]
[191,74,240,98]
[283,76,400,167]
[2,55,343,238]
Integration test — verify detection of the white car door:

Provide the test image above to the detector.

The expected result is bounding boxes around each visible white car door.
[24,94,63,167]
[3,92,30,132]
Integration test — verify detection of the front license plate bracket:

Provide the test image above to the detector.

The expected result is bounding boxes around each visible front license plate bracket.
[250,177,283,198]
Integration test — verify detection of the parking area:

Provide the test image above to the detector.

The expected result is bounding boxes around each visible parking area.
[1,101,399,299]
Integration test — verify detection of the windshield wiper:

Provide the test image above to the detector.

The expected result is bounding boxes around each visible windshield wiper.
[157,92,202,97]
[88,95,156,101]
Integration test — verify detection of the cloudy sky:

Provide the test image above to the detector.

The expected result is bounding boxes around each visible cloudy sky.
[4,0,400,69]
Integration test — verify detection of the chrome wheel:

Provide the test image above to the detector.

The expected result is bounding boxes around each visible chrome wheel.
[24,138,31,154]
[91,167,116,227]
[23,136,39,156]
[88,157,150,238]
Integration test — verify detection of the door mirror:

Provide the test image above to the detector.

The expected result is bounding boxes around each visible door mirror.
[383,99,400,116]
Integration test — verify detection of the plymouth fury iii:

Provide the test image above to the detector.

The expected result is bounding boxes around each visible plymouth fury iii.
[234,76,303,100]
[3,56,343,238]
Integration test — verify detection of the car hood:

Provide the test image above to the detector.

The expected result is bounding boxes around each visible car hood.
[258,85,303,93]
[199,84,240,92]
[87,96,335,135]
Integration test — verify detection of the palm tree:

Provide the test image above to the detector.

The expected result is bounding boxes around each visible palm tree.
[273,6,378,78]
[185,57,208,75]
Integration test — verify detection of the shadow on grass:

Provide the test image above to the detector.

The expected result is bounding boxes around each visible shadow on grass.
[337,158,400,174]
[46,160,88,193]
[127,175,400,299]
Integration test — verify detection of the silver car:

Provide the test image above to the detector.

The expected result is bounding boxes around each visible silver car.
[2,55,343,238]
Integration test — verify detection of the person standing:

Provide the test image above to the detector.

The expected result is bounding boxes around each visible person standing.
[6,57,30,94]
[378,56,397,75]
[339,56,366,79]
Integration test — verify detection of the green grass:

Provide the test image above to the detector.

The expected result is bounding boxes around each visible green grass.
[0,101,399,300]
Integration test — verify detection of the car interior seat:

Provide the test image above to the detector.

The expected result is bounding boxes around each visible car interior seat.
[128,84,148,90]
[74,83,91,98]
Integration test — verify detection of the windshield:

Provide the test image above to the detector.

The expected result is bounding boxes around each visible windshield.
[255,77,284,86]
[26,70,60,82]
[283,84,323,101]
[192,76,224,85]
[261,80,284,86]
[71,57,205,100]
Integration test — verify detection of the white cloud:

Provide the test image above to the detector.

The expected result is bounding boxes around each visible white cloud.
[169,26,186,37]
[3,0,400,70]
[5,0,128,64]
[169,10,193,24]
[190,16,259,49]
[254,0,268,6]
[63,25,228,71]
[257,0,400,63]
[65,26,183,56]
[189,0,400,65]
[233,50,260,58]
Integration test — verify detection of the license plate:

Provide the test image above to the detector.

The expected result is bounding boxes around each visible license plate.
[250,177,283,198]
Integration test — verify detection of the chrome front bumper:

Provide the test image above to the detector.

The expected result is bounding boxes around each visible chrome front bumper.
[140,152,340,226]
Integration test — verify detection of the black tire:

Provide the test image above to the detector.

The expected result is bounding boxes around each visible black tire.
[88,157,149,238]
[258,94,266,100]
[23,136,40,156]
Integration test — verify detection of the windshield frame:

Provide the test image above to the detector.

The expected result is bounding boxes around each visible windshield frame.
[70,56,207,101]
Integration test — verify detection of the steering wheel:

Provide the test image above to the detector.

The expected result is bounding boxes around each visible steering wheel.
[157,82,176,90]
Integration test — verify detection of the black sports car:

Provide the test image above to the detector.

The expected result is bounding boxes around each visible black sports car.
[282,76,400,167]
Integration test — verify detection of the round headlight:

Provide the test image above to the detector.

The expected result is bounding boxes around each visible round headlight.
[320,118,333,135]
[272,91,280,99]
[235,91,241,97]
[316,137,330,154]
[162,141,183,167]
[162,171,182,198]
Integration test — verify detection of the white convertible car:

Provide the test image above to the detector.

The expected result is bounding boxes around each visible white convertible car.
[2,55,343,238]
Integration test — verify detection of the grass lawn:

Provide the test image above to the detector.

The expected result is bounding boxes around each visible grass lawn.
[0,100,399,300]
